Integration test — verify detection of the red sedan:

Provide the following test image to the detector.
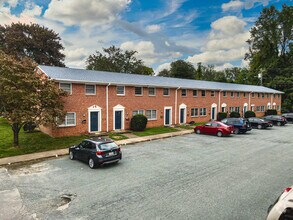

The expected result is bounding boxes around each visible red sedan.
[194,121,234,137]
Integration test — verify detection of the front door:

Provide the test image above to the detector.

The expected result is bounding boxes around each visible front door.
[211,107,216,120]
[90,112,99,132]
[180,108,185,124]
[165,109,171,126]
[115,110,122,130]
[243,106,247,115]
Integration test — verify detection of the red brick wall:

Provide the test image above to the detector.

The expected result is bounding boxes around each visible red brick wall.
[40,82,282,137]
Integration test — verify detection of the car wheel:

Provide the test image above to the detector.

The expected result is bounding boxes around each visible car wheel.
[277,121,281,126]
[257,124,262,129]
[69,151,75,160]
[234,128,239,134]
[88,158,96,169]
[217,131,223,137]
[196,129,201,134]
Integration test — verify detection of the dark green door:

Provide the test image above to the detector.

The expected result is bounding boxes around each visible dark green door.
[165,109,171,125]
[90,112,99,132]
[115,111,122,130]
[180,108,185,124]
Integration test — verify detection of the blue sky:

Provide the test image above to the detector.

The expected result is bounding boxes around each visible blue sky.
[0,0,291,72]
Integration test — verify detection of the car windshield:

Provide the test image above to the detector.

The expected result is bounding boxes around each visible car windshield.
[99,142,118,150]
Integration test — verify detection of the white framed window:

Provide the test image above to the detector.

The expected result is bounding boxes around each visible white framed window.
[258,93,260,98]
[256,106,261,112]
[193,90,198,97]
[261,106,265,112]
[267,93,269,98]
[252,93,255,98]
[223,91,227,97]
[163,88,170,96]
[181,89,187,97]
[200,108,206,116]
[211,91,215,97]
[59,83,72,94]
[231,92,234,97]
[135,87,143,96]
[133,110,144,116]
[201,90,206,97]
[146,110,157,120]
[116,86,125,95]
[148,87,156,96]
[85,84,96,95]
[58,112,76,127]
[262,93,265,98]
[251,105,255,111]
[235,107,240,112]
[237,92,240,98]
[221,107,226,112]
[278,94,280,98]
[191,108,199,117]
[243,92,246,98]
[229,107,235,112]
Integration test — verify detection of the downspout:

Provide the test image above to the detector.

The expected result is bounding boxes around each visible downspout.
[249,92,251,110]
[271,94,273,109]
[106,83,111,132]
[218,90,221,113]
[175,87,180,125]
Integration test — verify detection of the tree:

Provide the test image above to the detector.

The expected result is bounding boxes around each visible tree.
[245,4,293,112]
[157,69,171,77]
[0,51,66,146]
[169,60,195,79]
[0,23,65,66]
[86,46,153,75]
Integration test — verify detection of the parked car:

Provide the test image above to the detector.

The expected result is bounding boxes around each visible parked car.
[69,137,122,169]
[221,118,252,134]
[263,115,287,126]
[194,121,234,137]
[266,186,293,220]
[282,113,293,124]
[247,117,272,129]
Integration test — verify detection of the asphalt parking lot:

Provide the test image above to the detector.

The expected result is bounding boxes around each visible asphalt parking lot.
[0,124,292,220]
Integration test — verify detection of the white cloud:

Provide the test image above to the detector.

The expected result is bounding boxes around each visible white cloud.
[244,0,269,9]
[214,63,234,71]
[222,1,244,12]
[146,24,161,33]
[164,0,187,16]
[211,16,247,36]
[44,0,131,26]
[155,62,171,74]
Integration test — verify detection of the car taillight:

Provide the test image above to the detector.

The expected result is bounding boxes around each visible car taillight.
[242,125,246,128]
[117,148,121,152]
[96,151,105,156]
[285,187,292,193]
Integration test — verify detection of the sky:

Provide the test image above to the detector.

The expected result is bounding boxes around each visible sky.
[0,0,291,73]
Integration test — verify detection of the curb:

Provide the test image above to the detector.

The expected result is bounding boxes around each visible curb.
[0,130,194,166]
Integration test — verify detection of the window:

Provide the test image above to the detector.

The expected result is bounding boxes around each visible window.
[193,90,198,97]
[231,92,234,97]
[261,106,265,112]
[223,91,227,97]
[267,93,269,98]
[211,91,215,97]
[256,106,261,112]
[135,87,143,96]
[58,112,76,127]
[148,87,156,96]
[262,93,264,98]
[200,108,206,116]
[278,105,281,111]
[221,107,226,112]
[191,108,199,117]
[273,94,276,98]
[252,93,255,98]
[116,86,125,95]
[146,110,157,120]
[229,107,235,112]
[60,83,72,94]
[85,84,96,95]
[181,89,187,97]
[235,107,240,112]
[163,88,170,96]
[278,94,280,98]
[251,105,255,111]
[201,90,206,97]
[258,93,260,98]
[243,92,246,98]
[133,110,144,116]
[237,92,240,98]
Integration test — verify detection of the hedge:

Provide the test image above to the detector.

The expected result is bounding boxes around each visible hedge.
[230,111,240,118]
[265,109,277,116]
[217,112,227,121]
[130,114,148,131]
[244,111,256,118]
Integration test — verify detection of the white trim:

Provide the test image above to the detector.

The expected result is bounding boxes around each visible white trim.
[243,103,248,115]
[58,112,76,127]
[179,103,187,124]
[148,87,156,96]
[116,85,125,96]
[175,87,180,124]
[88,105,102,133]
[106,83,110,132]
[113,104,125,130]
[85,84,96,95]
[164,106,172,126]
[163,88,170,96]
[221,103,227,107]
[134,86,143,96]
[59,82,72,95]
[211,103,217,120]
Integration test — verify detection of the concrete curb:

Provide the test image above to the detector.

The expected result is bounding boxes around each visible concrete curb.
[0,130,194,166]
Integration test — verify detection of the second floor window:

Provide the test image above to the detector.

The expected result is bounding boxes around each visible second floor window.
[201,90,206,97]
[60,83,72,94]
[211,91,215,97]
[148,87,156,96]
[85,85,96,95]
[237,92,240,98]
[223,91,227,97]
[163,88,170,96]
[116,86,125,95]
[135,87,143,96]
[193,90,198,97]
[231,92,234,97]
[181,89,187,97]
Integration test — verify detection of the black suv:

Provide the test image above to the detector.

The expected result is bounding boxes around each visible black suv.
[282,113,293,124]
[247,117,272,129]
[263,115,287,126]
[69,137,122,169]
[221,118,252,134]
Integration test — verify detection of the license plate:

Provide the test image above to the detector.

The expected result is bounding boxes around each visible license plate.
[107,152,115,157]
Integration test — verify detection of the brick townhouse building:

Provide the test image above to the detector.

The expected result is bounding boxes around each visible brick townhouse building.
[37,65,283,137]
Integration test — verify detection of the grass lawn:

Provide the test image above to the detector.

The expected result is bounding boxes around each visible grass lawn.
[109,133,128,140]
[0,118,88,158]
[133,126,179,137]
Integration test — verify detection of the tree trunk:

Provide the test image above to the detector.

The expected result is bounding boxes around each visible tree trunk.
[12,123,21,147]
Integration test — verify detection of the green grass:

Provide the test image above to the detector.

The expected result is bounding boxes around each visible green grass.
[0,118,88,158]
[133,126,179,137]
[108,133,128,140]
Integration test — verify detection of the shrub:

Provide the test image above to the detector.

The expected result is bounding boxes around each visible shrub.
[265,109,277,116]
[230,111,240,118]
[217,112,227,121]
[244,110,256,118]
[130,114,148,131]
[23,122,37,132]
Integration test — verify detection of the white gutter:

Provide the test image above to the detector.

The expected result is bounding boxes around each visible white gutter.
[106,83,111,132]
[175,87,180,125]
[218,90,221,112]
[249,92,252,110]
